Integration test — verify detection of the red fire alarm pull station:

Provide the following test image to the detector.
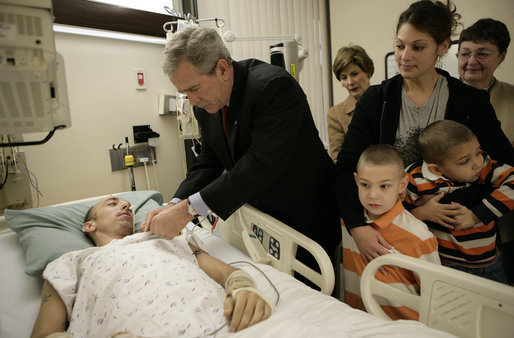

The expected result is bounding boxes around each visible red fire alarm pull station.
[135,69,146,90]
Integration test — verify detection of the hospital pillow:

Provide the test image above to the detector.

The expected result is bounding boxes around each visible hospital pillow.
[5,190,163,277]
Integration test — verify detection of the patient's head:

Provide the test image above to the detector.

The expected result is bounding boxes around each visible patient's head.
[82,196,134,247]
[355,144,408,220]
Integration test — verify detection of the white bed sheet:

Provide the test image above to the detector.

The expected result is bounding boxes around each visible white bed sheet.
[0,225,454,338]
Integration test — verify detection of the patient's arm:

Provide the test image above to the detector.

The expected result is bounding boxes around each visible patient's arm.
[190,244,272,332]
[31,280,68,338]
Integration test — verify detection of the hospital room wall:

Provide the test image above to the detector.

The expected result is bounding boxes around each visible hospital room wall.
[20,33,184,206]
[329,0,514,105]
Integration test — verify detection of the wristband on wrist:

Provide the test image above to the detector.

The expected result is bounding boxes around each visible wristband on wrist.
[225,270,275,311]
[224,270,256,295]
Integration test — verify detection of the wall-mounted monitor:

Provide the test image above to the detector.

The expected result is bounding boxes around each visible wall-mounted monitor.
[0,0,71,139]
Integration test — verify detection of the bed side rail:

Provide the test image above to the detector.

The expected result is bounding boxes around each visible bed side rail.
[218,203,335,295]
[361,253,514,338]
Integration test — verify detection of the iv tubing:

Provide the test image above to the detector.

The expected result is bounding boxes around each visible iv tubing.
[143,161,150,190]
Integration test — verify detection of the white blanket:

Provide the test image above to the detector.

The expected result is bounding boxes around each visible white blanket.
[44,231,454,338]
[221,264,454,338]
[4,227,455,338]
[44,232,228,337]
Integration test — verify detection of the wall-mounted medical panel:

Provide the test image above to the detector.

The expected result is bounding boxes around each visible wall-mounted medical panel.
[109,144,154,171]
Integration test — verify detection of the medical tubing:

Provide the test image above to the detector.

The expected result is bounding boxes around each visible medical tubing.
[228,261,280,307]
[152,161,159,190]
[207,260,279,336]
[125,137,136,191]
[186,224,279,335]
[150,148,159,190]
[143,161,150,190]
[187,225,279,304]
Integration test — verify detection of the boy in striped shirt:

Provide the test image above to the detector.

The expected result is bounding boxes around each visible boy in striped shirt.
[405,120,513,284]
[342,144,440,320]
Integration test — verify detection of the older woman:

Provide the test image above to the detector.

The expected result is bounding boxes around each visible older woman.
[458,18,514,285]
[458,18,513,144]
[327,45,374,162]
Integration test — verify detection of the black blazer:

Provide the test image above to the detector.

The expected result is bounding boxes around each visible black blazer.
[174,59,340,256]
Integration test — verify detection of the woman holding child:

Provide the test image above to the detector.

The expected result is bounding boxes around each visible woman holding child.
[335,0,514,265]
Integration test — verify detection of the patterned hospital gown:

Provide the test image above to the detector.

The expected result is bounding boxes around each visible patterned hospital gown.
[43,232,228,337]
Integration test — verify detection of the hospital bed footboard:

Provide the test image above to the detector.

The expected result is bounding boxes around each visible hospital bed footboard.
[361,253,514,338]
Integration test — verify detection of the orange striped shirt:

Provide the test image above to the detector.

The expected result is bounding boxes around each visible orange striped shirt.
[405,156,513,265]
[342,201,440,320]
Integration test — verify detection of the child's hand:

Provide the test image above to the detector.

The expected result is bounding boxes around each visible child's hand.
[414,194,433,206]
[453,207,480,230]
[411,193,465,229]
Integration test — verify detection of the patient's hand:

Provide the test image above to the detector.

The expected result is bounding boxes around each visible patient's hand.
[140,202,176,232]
[453,206,479,230]
[140,208,161,232]
[410,193,464,229]
[224,290,272,332]
[140,201,191,239]
[351,226,391,267]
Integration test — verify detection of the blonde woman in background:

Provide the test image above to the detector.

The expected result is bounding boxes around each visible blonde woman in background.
[327,45,374,162]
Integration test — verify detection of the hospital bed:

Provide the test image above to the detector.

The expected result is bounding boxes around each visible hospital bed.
[0,190,504,337]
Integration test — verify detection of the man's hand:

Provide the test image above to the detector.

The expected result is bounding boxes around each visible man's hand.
[411,193,465,229]
[453,206,480,230]
[223,289,272,332]
[139,201,192,239]
[350,225,392,264]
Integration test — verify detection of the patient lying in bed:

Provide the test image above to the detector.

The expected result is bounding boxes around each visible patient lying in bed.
[31,196,272,338]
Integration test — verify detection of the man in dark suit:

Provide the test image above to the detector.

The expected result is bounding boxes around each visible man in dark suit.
[141,26,340,271]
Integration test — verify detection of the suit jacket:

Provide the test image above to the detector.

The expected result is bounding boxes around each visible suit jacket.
[174,59,340,257]
[327,95,356,162]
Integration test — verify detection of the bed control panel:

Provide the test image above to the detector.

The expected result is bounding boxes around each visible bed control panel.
[241,226,270,264]
[252,224,281,261]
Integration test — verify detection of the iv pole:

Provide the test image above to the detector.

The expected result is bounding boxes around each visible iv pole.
[125,137,136,191]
